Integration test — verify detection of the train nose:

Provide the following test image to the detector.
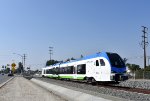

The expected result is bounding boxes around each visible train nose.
[112,74,128,81]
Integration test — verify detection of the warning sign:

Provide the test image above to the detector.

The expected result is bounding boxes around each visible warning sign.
[11,63,16,68]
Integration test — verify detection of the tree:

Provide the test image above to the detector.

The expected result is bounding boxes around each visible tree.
[80,55,83,58]
[5,68,10,73]
[71,57,76,60]
[2,65,4,69]
[46,59,59,66]
[145,66,150,71]
[123,58,128,64]
[65,58,70,62]
[1,66,10,74]
[34,69,39,73]
[16,62,23,73]
[126,63,141,72]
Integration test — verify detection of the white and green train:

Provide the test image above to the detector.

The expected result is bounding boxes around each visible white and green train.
[42,52,128,82]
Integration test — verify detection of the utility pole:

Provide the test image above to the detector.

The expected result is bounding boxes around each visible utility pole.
[23,54,26,71]
[148,56,150,66]
[141,26,148,69]
[49,47,53,61]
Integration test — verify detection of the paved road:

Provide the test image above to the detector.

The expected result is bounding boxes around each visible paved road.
[0,77,66,101]
[0,74,11,84]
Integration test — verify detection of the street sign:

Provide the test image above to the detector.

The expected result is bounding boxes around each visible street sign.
[11,63,16,68]
[11,63,16,74]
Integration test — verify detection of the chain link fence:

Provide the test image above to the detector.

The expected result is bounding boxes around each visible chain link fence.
[129,71,150,79]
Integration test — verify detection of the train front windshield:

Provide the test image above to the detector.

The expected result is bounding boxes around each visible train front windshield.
[107,53,125,68]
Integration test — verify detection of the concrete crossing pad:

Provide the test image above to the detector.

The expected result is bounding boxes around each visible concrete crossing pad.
[0,77,65,101]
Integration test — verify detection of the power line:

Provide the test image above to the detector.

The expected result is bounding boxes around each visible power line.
[126,56,143,60]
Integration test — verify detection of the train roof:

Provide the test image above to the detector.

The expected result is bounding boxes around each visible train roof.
[44,52,115,68]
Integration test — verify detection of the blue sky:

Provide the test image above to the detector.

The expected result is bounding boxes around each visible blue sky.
[0,0,150,70]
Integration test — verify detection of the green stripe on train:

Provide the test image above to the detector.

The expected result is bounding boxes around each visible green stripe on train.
[59,76,73,79]
[47,75,59,78]
[59,76,84,80]
[46,75,85,80]
[53,75,59,78]
[47,75,53,78]
[77,77,84,80]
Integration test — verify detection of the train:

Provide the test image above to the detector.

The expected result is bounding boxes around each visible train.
[42,52,128,83]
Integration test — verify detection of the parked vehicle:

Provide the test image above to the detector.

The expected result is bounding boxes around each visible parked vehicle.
[8,73,14,76]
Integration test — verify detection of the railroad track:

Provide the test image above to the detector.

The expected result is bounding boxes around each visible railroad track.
[73,80,150,95]
[97,84,150,94]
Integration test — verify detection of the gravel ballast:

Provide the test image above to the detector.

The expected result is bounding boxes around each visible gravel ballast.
[35,78,150,101]
[118,79,150,89]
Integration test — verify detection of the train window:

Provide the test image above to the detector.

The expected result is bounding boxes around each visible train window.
[71,66,74,74]
[52,68,55,74]
[46,70,48,74]
[59,67,64,74]
[100,59,105,66]
[64,67,67,74]
[49,69,51,74]
[77,64,86,74]
[96,60,99,66]
[66,66,74,74]
[107,53,125,68]
[50,69,53,74]
[46,69,51,74]
[73,67,75,74]
[49,69,52,74]
[62,68,65,74]
[52,68,58,74]
[69,66,74,74]
[66,67,69,74]
[55,67,59,74]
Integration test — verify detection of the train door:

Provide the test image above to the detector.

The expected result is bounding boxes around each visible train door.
[99,58,111,81]
[86,61,94,77]
[93,60,101,81]
[73,65,77,79]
